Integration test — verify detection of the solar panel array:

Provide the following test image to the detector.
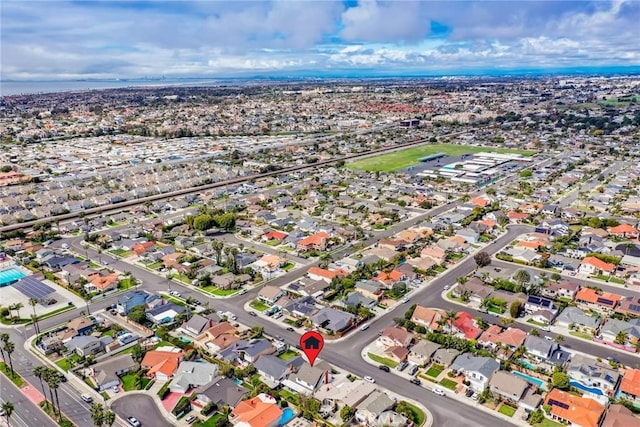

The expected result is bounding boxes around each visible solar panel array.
[13,277,55,299]
[548,399,569,410]
[629,304,640,313]
[597,297,614,306]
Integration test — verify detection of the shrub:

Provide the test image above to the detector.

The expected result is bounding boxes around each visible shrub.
[157,382,171,400]
[201,402,217,416]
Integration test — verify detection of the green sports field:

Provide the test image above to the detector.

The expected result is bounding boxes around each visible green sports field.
[346,143,536,172]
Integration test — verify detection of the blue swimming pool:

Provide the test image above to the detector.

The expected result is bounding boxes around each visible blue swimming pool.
[570,381,604,396]
[279,408,295,426]
[0,268,26,287]
[518,359,536,370]
[513,371,546,390]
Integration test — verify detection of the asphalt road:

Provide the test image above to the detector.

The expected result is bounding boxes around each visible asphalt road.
[3,156,635,426]
[111,395,173,427]
[0,374,57,427]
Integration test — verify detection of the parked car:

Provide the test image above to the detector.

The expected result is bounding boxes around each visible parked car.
[443,285,450,290]
[286,327,295,332]
[408,364,419,376]
[57,372,67,382]
[378,365,390,372]
[112,386,120,393]
[169,290,181,297]
[364,376,376,383]
[433,388,445,396]
[248,311,257,317]
[81,394,93,403]
[185,415,197,424]
[465,389,474,398]
[401,298,410,304]
[409,378,421,386]
[396,361,409,371]
[127,417,141,427]
[360,323,369,331]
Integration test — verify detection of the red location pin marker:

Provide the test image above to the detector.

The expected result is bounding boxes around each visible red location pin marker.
[299,331,324,367]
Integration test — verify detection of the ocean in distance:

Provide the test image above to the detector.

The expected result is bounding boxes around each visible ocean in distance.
[0,79,226,96]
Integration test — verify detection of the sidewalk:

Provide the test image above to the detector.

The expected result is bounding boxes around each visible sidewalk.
[360,345,524,427]
[441,285,639,362]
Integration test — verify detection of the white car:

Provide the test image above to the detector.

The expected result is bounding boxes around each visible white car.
[127,417,141,427]
[364,376,376,383]
[433,387,445,396]
[401,298,410,304]
[169,290,181,297]
[443,285,450,290]
[360,324,369,331]
[80,394,93,403]
[61,243,70,249]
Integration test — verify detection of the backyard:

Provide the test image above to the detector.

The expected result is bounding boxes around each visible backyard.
[347,144,535,172]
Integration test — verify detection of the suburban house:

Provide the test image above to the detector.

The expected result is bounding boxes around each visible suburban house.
[430,348,460,367]
[542,280,580,301]
[615,296,640,318]
[554,307,601,334]
[141,348,184,381]
[310,307,355,333]
[378,327,414,348]
[354,280,385,301]
[253,255,286,273]
[608,223,639,238]
[598,318,640,349]
[489,371,541,411]
[67,317,97,336]
[314,379,376,409]
[194,322,238,354]
[84,272,120,293]
[254,355,304,387]
[449,354,500,392]
[411,306,443,332]
[169,361,220,394]
[477,326,527,351]
[65,335,109,357]
[258,286,284,305]
[297,232,331,252]
[116,290,160,315]
[408,340,441,367]
[452,311,482,340]
[617,369,640,405]
[90,353,139,391]
[566,355,621,397]
[306,267,348,283]
[575,288,622,313]
[289,362,332,394]
[219,339,275,364]
[524,296,558,317]
[354,390,395,426]
[601,404,640,427]
[179,314,215,338]
[544,388,605,427]
[146,302,187,326]
[523,336,570,367]
[453,278,492,304]
[578,256,616,276]
[194,376,249,409]
[230,393,283,427]
[372,269,405,286]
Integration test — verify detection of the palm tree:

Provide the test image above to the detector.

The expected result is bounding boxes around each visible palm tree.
[12,302,23,321]
[90,403,105,426]
[1,401,14,427]
[29,297,40,334]
[3,340,15,377]
[33,366,49,410]
[0,332,8,362]
[47,369,62,420]
[443,310,458,349]
[103,411,116,427]
[43,369,58,418]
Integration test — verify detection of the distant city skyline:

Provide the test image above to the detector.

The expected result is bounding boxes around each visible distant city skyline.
[2,0,640,81]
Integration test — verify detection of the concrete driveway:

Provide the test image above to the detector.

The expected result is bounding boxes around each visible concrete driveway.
[111,394,174,427]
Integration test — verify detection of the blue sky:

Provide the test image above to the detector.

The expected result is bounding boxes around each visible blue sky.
[1,1,639,80]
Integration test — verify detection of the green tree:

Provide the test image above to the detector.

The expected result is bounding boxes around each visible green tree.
[513,269,531,288]
[128,305,147,324]
[33,366,50,411]
[530,328,540,337]
[0,333,8,365]
[340,405,354,422]
[214,212,236,230]
[510,301,522,318]
[474,251,491,268]
[3,340,15,376]
[29,298,40,334]
[131,344,144,362]
[90,403,105,426]
[1,401,14,427]
[614,330,627,345]
[103,411,116,427]
[552,372,570,390]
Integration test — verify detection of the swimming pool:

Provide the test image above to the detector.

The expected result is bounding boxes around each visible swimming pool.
[279,408,295,426]
[0,268,26,287]
[512,371,546,390]
[517,359,536,370]
[570,381,604,396]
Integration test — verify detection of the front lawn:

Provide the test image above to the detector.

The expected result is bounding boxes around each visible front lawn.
[368,353,398,368]
[533,418,564,427]
[498,404,516,417]
[425,364,444,377]
[120,372,147,391]
[148,261,164,270]
[397,401,426,426]
[278,350,299,361]
[282,262,295,272]
[569,331,593,340]
[202,286,238,296]
[439,378,458,391]
[119,278,136,290]
[250,300,270,312]
[56,354,80,372]
[109,249,132,257]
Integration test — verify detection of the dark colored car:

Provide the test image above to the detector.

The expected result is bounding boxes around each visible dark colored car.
[286,327,295,332]
[378,365,390,372]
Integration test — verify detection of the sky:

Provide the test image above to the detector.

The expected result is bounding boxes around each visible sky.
[1,0,640,80]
